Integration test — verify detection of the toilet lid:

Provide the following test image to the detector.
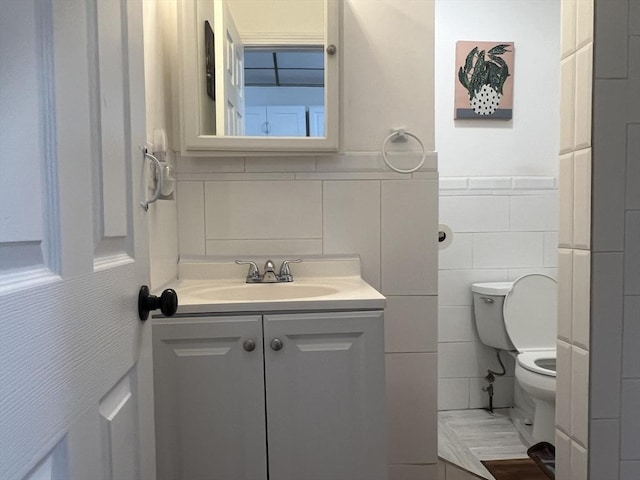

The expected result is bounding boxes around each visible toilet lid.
[503,274,557,352]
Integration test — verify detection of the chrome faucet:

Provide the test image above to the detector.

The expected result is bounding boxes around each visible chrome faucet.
[236,258,302,283]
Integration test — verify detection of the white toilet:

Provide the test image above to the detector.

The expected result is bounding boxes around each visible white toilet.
[472,274,557,445]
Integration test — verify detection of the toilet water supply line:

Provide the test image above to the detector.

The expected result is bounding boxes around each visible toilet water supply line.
[483,349,507,414]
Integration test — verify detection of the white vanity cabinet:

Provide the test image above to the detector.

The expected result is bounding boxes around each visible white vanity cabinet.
[153,315,267,480]
[153,309,386,480]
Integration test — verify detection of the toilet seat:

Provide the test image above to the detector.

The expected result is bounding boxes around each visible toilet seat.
[503,274,558,353]
[517,350,557,377]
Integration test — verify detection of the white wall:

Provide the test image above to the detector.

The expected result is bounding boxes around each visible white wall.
[435,0,560,177]
[143,0,179,289]
[435,0,561,414]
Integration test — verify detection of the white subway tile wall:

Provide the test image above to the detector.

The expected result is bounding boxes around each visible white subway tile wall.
[386,353,438,464]
[556,340,573,435]
[570,347,589,448]
[556,1,593,476]
[438,178,558,411]
[559,0,640,477]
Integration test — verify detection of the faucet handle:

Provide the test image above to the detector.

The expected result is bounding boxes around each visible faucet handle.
[235,260,260,281]
[264,259,276,273]
[278,258,302,281]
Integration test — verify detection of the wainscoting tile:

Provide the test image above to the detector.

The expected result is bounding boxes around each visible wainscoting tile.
[204,181,322,240]
[573,148,591,249]
[439,269,509,306]
[472,232,544,269]
[381,181,437,295]
[176,155,244,173]
[624,211,640,295]
[572,250,590,350]
[323,181,381,289]
[245,156,316,172]
[627,125,640,210]
[512,177,556,190]
[467,177,512,190]
[205,239,322,257]
[555,429,572,480]
[439,233,473,270]
[590,253,624,419]
[623,296,640,378]
[438,378,470,411]
[558,153,574,248]
[509,195,558,232]
[386,353,437,464]
[592,79,628,252]
[558,249,573,342]
[620,461,640,480]
[439,177,468,190]
[384,296,437,353]
[438,342,510,379]
[507,268,558,280]
[561,0,576,58]
[594,0,628,78]
[570,441,588,480]
[469,375,514,409]
[571,346,589,447]
[556,340,572,435]
[560,57,576,154]
[438,306,476,343]
[439,196,509,233]
[575,0,593,49]
[621,379,640,460]
[574,45,593,150]
[590,420,620,480]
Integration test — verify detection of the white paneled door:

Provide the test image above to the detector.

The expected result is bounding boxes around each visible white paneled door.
[0,1,154,480]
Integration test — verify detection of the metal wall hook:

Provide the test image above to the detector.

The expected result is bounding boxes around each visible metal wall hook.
[140,148,162,211]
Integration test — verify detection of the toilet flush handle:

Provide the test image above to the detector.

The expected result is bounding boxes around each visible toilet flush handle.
[480,296,495,304]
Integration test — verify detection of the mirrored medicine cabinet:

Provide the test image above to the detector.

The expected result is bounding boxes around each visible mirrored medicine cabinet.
[177,0,340,156]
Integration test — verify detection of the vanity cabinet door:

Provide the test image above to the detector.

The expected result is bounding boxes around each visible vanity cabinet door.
[153,316,267,480]
[263,311,387,480]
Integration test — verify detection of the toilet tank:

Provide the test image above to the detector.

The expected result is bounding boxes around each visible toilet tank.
[471,282,515,350]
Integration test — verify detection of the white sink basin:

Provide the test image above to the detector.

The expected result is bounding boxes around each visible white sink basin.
[166,257,386,314]
[180,283,341,302]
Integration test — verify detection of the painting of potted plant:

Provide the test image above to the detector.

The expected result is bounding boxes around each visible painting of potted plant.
[454,41,515,119]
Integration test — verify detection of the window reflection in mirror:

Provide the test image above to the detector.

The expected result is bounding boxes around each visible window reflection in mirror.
[244,47,324,137]
[200,0,326,138]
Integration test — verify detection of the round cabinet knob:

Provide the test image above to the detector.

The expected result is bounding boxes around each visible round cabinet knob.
[326,44,337,55]
[243,339,256,352]
[270,338,283,351]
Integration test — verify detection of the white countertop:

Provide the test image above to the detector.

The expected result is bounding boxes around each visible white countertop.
[155,256,386,316]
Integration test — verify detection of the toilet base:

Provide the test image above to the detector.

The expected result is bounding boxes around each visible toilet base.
[531,399,556,445]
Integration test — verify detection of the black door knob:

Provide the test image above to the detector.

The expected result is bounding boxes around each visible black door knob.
[138,285,178,321]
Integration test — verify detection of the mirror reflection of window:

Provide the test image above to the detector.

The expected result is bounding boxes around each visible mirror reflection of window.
[244,47,325,137]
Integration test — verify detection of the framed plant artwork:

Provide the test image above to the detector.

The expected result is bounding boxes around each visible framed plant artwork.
[455,41,515,119]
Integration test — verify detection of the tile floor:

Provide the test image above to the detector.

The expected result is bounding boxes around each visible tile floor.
[438,409,531,479]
